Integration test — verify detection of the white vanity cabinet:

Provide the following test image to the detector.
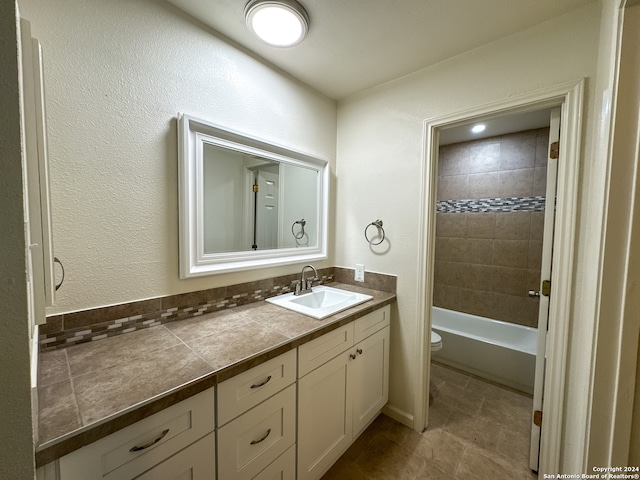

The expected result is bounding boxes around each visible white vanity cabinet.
[57,387,215,480]
[297,305,390,480]
[217,349,297,480]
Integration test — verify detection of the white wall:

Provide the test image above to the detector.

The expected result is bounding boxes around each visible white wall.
[202,146,245,253]
[280,163,318,248]
[336,2,601,438]
[0,3,36,478]
[18,0,337,315]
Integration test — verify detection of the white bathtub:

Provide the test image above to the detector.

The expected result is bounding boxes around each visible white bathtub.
[431,306,537,394]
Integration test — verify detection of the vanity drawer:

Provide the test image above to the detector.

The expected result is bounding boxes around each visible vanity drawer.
[117,432,215,480]
[253,445,296,480]
[217,384,296,480]
[218,349,296,426]
[298,324,354,378]
[354,305,390,343]
[59,388,215,479]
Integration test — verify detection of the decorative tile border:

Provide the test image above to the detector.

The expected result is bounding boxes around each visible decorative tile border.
[437,196,546,213]
[39,267,398,352]
[40,270,335,352]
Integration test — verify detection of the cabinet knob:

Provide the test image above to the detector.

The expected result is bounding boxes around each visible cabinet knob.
[349,353,357,360]
[356,348,363,355]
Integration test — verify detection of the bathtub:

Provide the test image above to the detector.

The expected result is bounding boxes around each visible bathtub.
[431,306,537,394]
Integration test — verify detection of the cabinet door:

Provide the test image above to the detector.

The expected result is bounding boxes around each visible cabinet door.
[297,350,352,480]
[351,326,390,437]
[133,432,215,480]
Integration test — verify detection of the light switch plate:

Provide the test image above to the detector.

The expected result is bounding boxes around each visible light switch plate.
[355,264,365,282]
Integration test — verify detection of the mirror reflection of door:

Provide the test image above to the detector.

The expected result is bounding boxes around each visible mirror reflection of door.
[254,169,279,250]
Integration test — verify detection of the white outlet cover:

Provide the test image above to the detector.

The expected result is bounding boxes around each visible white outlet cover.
[355,264,365,282]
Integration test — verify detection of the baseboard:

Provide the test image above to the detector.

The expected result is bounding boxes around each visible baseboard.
[382,404,414,429]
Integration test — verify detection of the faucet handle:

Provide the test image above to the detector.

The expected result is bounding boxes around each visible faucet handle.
[291,280,301,294]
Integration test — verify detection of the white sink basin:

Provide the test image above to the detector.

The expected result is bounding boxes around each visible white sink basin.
[265,286,373,319]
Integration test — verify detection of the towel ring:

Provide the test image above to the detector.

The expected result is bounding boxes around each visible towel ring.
[365,220,385,245]
[292,219,306,239]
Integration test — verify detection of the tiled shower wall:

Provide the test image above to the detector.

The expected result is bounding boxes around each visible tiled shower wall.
[434,128,549,328]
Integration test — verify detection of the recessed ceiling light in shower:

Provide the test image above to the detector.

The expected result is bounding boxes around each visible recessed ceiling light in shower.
[471,124,486,134]
[244,0,309,47]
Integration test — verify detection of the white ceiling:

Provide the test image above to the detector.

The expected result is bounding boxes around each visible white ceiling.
[165,0,594,100]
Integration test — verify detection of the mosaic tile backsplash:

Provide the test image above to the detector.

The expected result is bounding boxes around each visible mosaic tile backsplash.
[40,267,396,352]
[434,128,550,328]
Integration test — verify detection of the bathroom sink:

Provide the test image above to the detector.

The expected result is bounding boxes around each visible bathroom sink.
[265,286,373,319]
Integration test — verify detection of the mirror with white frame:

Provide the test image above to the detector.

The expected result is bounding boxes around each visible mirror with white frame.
[178,114,329,277]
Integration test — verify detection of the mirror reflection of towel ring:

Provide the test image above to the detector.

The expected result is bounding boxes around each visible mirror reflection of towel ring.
[292,219,306,239]
[365,220,385,245]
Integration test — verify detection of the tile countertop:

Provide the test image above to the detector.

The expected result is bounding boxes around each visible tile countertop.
[35,283,396,467]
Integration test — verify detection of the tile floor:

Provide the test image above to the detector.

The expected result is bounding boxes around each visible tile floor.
[322,362,538,480]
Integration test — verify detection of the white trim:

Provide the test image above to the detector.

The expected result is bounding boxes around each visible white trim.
[415,80,584,474]
[587,0,640,466]
[178,113,329,277]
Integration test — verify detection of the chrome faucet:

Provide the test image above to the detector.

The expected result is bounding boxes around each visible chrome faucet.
[293,264,318,296]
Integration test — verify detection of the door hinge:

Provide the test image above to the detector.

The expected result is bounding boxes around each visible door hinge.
[542,280,551,297]
[534,410,543,427]
[252,184,259,193]
[550,141,559,159]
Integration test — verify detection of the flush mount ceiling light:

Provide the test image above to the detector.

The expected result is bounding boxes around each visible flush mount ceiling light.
[244,0,309,47]
[471,124,486,134]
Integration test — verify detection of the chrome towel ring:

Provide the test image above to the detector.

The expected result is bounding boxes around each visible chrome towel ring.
[292,219,306,239]
[365,219,385,245]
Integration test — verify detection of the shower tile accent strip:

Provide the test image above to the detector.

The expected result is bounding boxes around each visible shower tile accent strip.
[437,195,546,213]
[39,267,397,352]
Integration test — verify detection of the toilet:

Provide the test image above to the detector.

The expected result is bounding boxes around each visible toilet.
[431,330,442,352]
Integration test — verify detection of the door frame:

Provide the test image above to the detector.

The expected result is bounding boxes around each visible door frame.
[414,79,584,473]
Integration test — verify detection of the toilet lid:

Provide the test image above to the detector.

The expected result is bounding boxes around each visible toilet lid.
[431,330,442,346]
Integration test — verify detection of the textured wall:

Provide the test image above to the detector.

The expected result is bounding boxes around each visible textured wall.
[18,0,337,315]
[336,4,600,425]
[434,128,549,328]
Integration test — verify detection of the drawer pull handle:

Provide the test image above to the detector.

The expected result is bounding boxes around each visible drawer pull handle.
[357,348,363,355]
[250,375,272,389]
[250,428,271,445]
[349,353,357,360]
[129,429,170,452]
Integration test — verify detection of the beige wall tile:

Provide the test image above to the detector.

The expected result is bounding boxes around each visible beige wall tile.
[500,131,537,170]
[493,240,529,268]
[495,212,531,240]
[469,140,501,174]
[468,171,501,198]
[439,143,470,176]
[436,212,466,237]
[435,237,466,262]
[535,129,550,167]
[529,212,545,241]
[533,166,548,196]
[528,241,543,269]
[465,212,496,239]
[465,238,494,265]
[498,168,534,197]
[437,174,469,200]
[491,266,528,297]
